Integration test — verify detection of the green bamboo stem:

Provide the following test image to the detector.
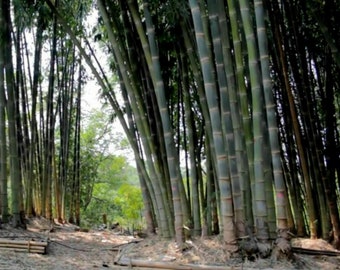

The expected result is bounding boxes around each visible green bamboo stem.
[238,0,270,241]
[207,0,246,238]
[98,0,174,237]
[227,0,254,228]
[130,0,185,244]
[189,0,236,246]
[217,0,251,237]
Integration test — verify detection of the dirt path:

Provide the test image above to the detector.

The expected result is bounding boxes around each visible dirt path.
[0,218,339,269]
[0,219,135,269]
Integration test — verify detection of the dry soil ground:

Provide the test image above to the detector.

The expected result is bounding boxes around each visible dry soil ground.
[0,218,339,269]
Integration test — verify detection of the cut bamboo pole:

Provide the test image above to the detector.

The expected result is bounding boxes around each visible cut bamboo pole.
[0,238,48,254]
[0,238,48,246]
[116,256,240,270]
[0,247,46,254]
[0,243,45,249]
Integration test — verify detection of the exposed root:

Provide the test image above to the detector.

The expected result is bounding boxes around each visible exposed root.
[239,237,258,261]
[271,229,292,261]
[239,229,293,261]
[257,241,272,258]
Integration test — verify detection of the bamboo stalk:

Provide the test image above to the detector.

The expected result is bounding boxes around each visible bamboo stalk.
[116,256,239,270]
[0,243,46,250]
[0,247,46,254]
[0,238,48,246]
[0,238,48,254]
[0,246,45,252]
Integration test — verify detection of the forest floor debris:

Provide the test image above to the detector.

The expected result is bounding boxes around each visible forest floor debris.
[0,217,339,269]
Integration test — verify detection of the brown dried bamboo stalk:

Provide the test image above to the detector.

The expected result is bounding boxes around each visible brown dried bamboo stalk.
[0,243,45,250]
[0,247,45,254]
[0,238,48,246]
[0,238,48,254]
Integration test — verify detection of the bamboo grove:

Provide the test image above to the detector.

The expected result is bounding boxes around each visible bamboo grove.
[0,0,339,255]
[0,0,86,227]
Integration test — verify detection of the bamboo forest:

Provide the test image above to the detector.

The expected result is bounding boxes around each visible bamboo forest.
[0,0,339,259]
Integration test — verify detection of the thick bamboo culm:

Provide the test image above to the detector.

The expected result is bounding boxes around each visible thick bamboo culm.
[0,238,48,254]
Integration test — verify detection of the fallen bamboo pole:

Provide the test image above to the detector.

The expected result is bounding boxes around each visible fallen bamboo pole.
[0,244,45,251]
[0,238,48,247]
[0,247,46,254]
[0,243,45,249]
[116,256,241,270]
[0,238,48,254]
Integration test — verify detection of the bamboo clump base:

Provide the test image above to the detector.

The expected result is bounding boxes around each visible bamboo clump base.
[0,238,48,254]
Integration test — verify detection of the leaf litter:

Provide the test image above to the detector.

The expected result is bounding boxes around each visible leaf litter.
[0,217,339,269]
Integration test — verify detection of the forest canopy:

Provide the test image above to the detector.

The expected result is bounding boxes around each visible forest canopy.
[0,0,339,257]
